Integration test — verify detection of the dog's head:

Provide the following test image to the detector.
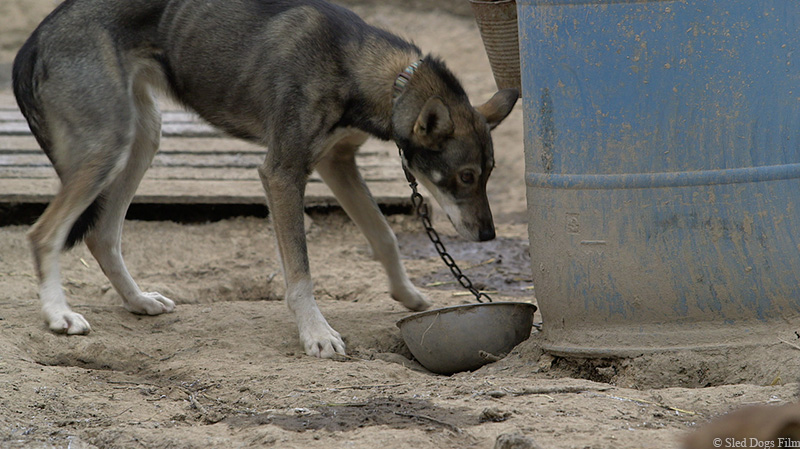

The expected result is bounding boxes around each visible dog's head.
[392,59,518,242]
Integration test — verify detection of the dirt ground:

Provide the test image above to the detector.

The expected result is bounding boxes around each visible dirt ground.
[1,1,799,448]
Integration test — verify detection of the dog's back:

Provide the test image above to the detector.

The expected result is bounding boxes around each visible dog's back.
[155,0,419,141]
[15,0,419,146]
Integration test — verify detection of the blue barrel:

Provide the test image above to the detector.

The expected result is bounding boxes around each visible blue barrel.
[520,0,800,355]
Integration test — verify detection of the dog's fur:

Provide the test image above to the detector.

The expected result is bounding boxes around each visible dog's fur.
[13,0,518,358]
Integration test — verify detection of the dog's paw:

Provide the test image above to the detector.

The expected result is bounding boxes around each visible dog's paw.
[300,323,346,358]
[47,311,92,335]
[392,284,432,312]
[123,292,176,316]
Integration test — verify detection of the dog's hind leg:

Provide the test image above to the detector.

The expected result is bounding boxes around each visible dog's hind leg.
[259,150,346,358]
[84,75,175,316]
[27,96,137,334]
[29,174,110,334]
[315,136,432,312]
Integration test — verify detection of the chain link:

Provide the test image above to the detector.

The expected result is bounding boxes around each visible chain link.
[401,158,492,303]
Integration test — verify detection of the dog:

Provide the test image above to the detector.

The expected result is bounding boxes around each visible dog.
[13,0,518,358]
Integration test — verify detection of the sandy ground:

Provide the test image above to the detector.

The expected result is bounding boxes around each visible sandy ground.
[1,1,799,448]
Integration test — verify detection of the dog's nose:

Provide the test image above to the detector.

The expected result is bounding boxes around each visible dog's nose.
[478,227,496,241]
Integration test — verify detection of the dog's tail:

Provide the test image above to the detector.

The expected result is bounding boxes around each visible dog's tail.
[13,33,104,250]
[64,197,105,249]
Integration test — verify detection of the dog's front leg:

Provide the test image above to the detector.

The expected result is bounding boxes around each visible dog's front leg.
[258,162,346,358]
[316,146,431,312]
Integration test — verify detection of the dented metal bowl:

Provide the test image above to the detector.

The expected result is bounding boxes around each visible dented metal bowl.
[396,302,536,375]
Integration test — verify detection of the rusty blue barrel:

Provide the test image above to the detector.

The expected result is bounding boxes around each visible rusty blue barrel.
[520,0,800,355]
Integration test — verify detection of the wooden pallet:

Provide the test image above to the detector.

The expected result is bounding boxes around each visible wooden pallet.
[0,104,411,209]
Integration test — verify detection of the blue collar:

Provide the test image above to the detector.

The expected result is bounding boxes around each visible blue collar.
[392,60,423,102]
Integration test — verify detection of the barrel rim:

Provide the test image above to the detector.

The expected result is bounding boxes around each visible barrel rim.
[526,162,800,190]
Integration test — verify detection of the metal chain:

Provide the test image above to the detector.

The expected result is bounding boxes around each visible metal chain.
[400,153,492,303]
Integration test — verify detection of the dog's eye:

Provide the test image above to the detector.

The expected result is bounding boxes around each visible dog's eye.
[459,171,476,185]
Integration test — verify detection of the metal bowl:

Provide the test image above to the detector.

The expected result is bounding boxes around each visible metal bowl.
[396,302,537,375]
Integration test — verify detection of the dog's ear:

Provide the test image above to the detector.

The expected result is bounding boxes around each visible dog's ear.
[476,88,519,130]
[413,96,454,149]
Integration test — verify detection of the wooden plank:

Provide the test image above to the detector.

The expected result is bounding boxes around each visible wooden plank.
[0,163,404,183]
[0,136,41,151]
[0,119,219,138]
[0,135,267,153]
[0,151,399,169]
[0,108,204,123]
[0,178,411,207]
[0,109,22,121]
[1,108,223,137]
[0,122,34,136]
[0,120,222,138]
[0,135,399,160]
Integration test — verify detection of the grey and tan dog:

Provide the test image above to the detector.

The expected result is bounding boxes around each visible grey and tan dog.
[13,0,518,358]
